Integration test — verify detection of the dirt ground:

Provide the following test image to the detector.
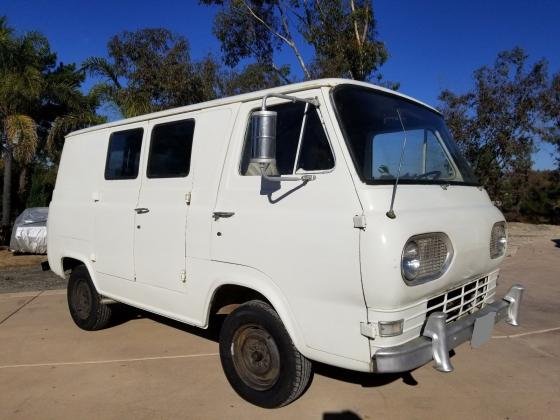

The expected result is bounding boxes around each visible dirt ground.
[506,222,560,255]
[0,248,65,294]
[0,223,559,419]
[0,247,46,269]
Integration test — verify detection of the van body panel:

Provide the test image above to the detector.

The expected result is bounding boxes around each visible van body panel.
[185,105,240,261]
[93,122,147,281]
[133,115,193,293]
[97,107,239,321]
[47,79,517,376]
[357,184,504,310]
[210,91,370,364]
[47,130,106,278]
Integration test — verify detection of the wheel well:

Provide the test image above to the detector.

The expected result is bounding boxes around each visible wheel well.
[209,284,271,322]
[62,257,85,274]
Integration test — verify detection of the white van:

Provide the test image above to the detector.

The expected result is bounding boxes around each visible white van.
[48,79,524,407]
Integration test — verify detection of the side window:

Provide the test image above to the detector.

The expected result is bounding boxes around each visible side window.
[105,128,143,180]
[240,102,334,175]
[147,119,195,178]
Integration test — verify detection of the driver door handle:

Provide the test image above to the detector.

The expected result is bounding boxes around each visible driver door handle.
[134,208,150,214]
[213,211,235,220]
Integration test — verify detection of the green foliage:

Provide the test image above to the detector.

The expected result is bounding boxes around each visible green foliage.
[0,16,100,230]
[203,0,280,69]
[302,0,388,81]
[439,48,559,221]
[218,62,291,96]
[538,73,560,168]
[46,111,105,162]
[85,29,221,117]
[201,0,391,84]
[513,170,560,224]
[3,114,38,163]
[26,164,57,208]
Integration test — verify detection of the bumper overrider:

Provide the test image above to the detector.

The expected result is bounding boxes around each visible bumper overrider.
[373,284,524,373]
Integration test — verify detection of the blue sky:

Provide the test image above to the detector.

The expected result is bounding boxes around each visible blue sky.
[3,0,559,168]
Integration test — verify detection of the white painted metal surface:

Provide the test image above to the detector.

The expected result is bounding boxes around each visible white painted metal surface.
[133,115,193,294]
[47,79,508,373]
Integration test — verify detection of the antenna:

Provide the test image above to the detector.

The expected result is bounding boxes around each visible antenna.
[386,108,408,219]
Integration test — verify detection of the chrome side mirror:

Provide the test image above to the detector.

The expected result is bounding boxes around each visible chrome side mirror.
[250,110,277,167]
[250,94,320,183]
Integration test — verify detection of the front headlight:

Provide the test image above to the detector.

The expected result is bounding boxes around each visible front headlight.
[402,241,421,280]
[490,221,507,259]
[401,233,453,285]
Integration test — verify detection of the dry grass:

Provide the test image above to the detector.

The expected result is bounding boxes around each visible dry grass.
[0,248,47,269]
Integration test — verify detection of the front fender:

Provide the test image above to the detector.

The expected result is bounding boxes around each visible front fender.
[201,261,306,356]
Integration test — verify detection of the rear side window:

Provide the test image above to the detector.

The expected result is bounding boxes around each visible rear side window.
[105,128,143,180]
[147,119,195,178]
[240,102,334,175]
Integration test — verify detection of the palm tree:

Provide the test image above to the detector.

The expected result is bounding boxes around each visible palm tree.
[46,109,104,161]
[0,18,43,228]
[1,115,38,225]
[0,17,102,238]
[83,56,155,118]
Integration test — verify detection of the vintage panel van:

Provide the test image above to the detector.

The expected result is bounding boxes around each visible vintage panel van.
[48,79,524,407]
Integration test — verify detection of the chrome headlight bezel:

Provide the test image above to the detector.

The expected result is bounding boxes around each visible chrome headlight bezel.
[401,232,454,285]
[490,221,507,259]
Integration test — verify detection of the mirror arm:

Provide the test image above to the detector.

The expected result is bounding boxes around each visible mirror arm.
[259,166,316,183]
[261,94,320,111]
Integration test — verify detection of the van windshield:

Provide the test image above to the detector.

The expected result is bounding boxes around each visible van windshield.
[332,85,478,185]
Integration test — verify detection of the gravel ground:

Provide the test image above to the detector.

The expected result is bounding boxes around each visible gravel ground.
[0,265,66,293]
[506,222,560,256]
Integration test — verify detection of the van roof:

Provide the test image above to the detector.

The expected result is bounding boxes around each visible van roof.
[67,78,440,138]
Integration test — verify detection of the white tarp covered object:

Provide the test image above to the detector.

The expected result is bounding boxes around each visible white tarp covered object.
[9,207,49,254]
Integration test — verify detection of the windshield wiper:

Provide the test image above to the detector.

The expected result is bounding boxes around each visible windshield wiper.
[386,109,407,219]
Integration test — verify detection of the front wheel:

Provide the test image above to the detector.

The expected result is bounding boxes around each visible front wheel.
[219,300,312,408]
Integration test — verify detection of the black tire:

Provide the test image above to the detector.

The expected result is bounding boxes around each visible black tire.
[67,265,112,331]
[219,300,312,408]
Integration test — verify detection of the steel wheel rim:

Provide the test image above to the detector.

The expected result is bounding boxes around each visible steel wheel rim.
[73,280,92,320]
[231,324,281,391]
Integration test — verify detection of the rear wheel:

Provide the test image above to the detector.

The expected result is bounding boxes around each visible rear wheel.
[67,265,112,330]
[219,300,312,408]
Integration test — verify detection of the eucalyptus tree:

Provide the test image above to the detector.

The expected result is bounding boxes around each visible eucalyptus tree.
[85,28,221,118]
[201,0,390,84]
[539,72,560,168]
[439,47,559,217]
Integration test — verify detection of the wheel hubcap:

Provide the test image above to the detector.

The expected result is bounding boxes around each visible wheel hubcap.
[74,281,92,320]
[231,324,280,391]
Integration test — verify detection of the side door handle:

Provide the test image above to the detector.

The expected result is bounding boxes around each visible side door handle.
[134,208,150,214]
[212,211,235,220]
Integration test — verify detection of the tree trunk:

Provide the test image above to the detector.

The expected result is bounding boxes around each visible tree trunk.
[2,146,12,226]
[18,164,29,206]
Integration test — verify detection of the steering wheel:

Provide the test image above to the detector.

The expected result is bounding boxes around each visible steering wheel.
[416,170,442,180]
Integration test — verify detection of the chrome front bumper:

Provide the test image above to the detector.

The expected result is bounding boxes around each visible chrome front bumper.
[373,284,524,373]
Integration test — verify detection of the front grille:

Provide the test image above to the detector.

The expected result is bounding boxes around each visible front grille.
[427,277,491,323]
[415,235,449,278]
